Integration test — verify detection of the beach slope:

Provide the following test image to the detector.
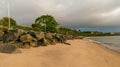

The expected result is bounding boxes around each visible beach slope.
[0,39,120,67]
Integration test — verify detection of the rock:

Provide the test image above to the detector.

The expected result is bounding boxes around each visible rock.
[64,42,71,45]
[2,27,9,34]
[14,29,25,37]
[27,30,36,38]
[34,32,45,40]
[53,34,61,43]
[20,33,38,48]
[75,36,85,39]
[43,38,50,45]
[61,35,67,43]
[37,38,48,46]
[0,30,4,41]
[0,43,21,53]
[30,41,37,47]
[66,35,73,40]
[23,42,30,48]
[53,34,67,43]
[15,42,24,48]
[3,31,18,43]
[0,30,4,37]
[0,37,3,41]
[45,33,56,45]
[20,34,33,43]
[2,29,25,43]
[45,33,54,39]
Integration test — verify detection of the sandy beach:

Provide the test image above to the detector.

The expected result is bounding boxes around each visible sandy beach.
[0,39,120,67]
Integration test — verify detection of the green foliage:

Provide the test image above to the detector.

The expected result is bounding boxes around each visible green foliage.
[59,26,80,36]
[0,17,17,28]
[58,26,115,37]
[32,15,58,33]
[31,23,43,31]
[16,25,32,31]
[0,16,116,37]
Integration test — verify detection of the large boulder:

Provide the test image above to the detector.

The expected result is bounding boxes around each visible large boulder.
[2,29,25,43]
[3,31,18,43]
[20,34,33,43]
[20,34,38,48]
[14,29,25,37]
[0,43,21,53]
[34,32,45,40]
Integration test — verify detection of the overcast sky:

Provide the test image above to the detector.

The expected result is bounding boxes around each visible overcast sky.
[0,0,120,28]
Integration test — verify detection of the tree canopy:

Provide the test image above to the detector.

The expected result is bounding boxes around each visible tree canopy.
[32,15,58,33]
[0,17,17,28]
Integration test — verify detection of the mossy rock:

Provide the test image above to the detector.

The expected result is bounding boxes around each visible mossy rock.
[20,34,33,43]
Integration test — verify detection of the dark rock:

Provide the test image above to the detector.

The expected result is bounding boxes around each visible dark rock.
[37,38,48,46]
[15,42,24,48]
[27,30,36,38]
[2,27,9,34]
[2,29,24,43]
[0,43,21,53]
[3,31,18,43]
[0,30,4,41]
[64,43,71,45]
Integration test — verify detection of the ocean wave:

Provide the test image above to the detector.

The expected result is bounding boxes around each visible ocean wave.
[83,37,120,54]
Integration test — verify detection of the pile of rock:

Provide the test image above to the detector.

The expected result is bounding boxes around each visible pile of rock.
[0,29,73,53]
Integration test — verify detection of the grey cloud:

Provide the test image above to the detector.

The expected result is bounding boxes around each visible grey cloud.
[0,0,120,27]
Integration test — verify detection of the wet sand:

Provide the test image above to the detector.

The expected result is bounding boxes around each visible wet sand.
[0,39,120,67]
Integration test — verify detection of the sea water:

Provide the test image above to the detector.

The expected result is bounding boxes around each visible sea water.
[85,36,120,53]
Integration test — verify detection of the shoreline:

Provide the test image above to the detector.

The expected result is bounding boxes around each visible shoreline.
[0,39,120,67]
[83,37,120,54]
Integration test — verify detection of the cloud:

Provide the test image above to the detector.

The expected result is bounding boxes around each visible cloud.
[0,0,8,18]
[0,0,120,27]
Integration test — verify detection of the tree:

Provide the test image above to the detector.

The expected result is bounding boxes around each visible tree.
[0,17,17,28]
[31,23,42,31]
[33,15,58,33]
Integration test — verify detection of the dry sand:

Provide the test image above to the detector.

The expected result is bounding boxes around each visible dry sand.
[0,39,120,67]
